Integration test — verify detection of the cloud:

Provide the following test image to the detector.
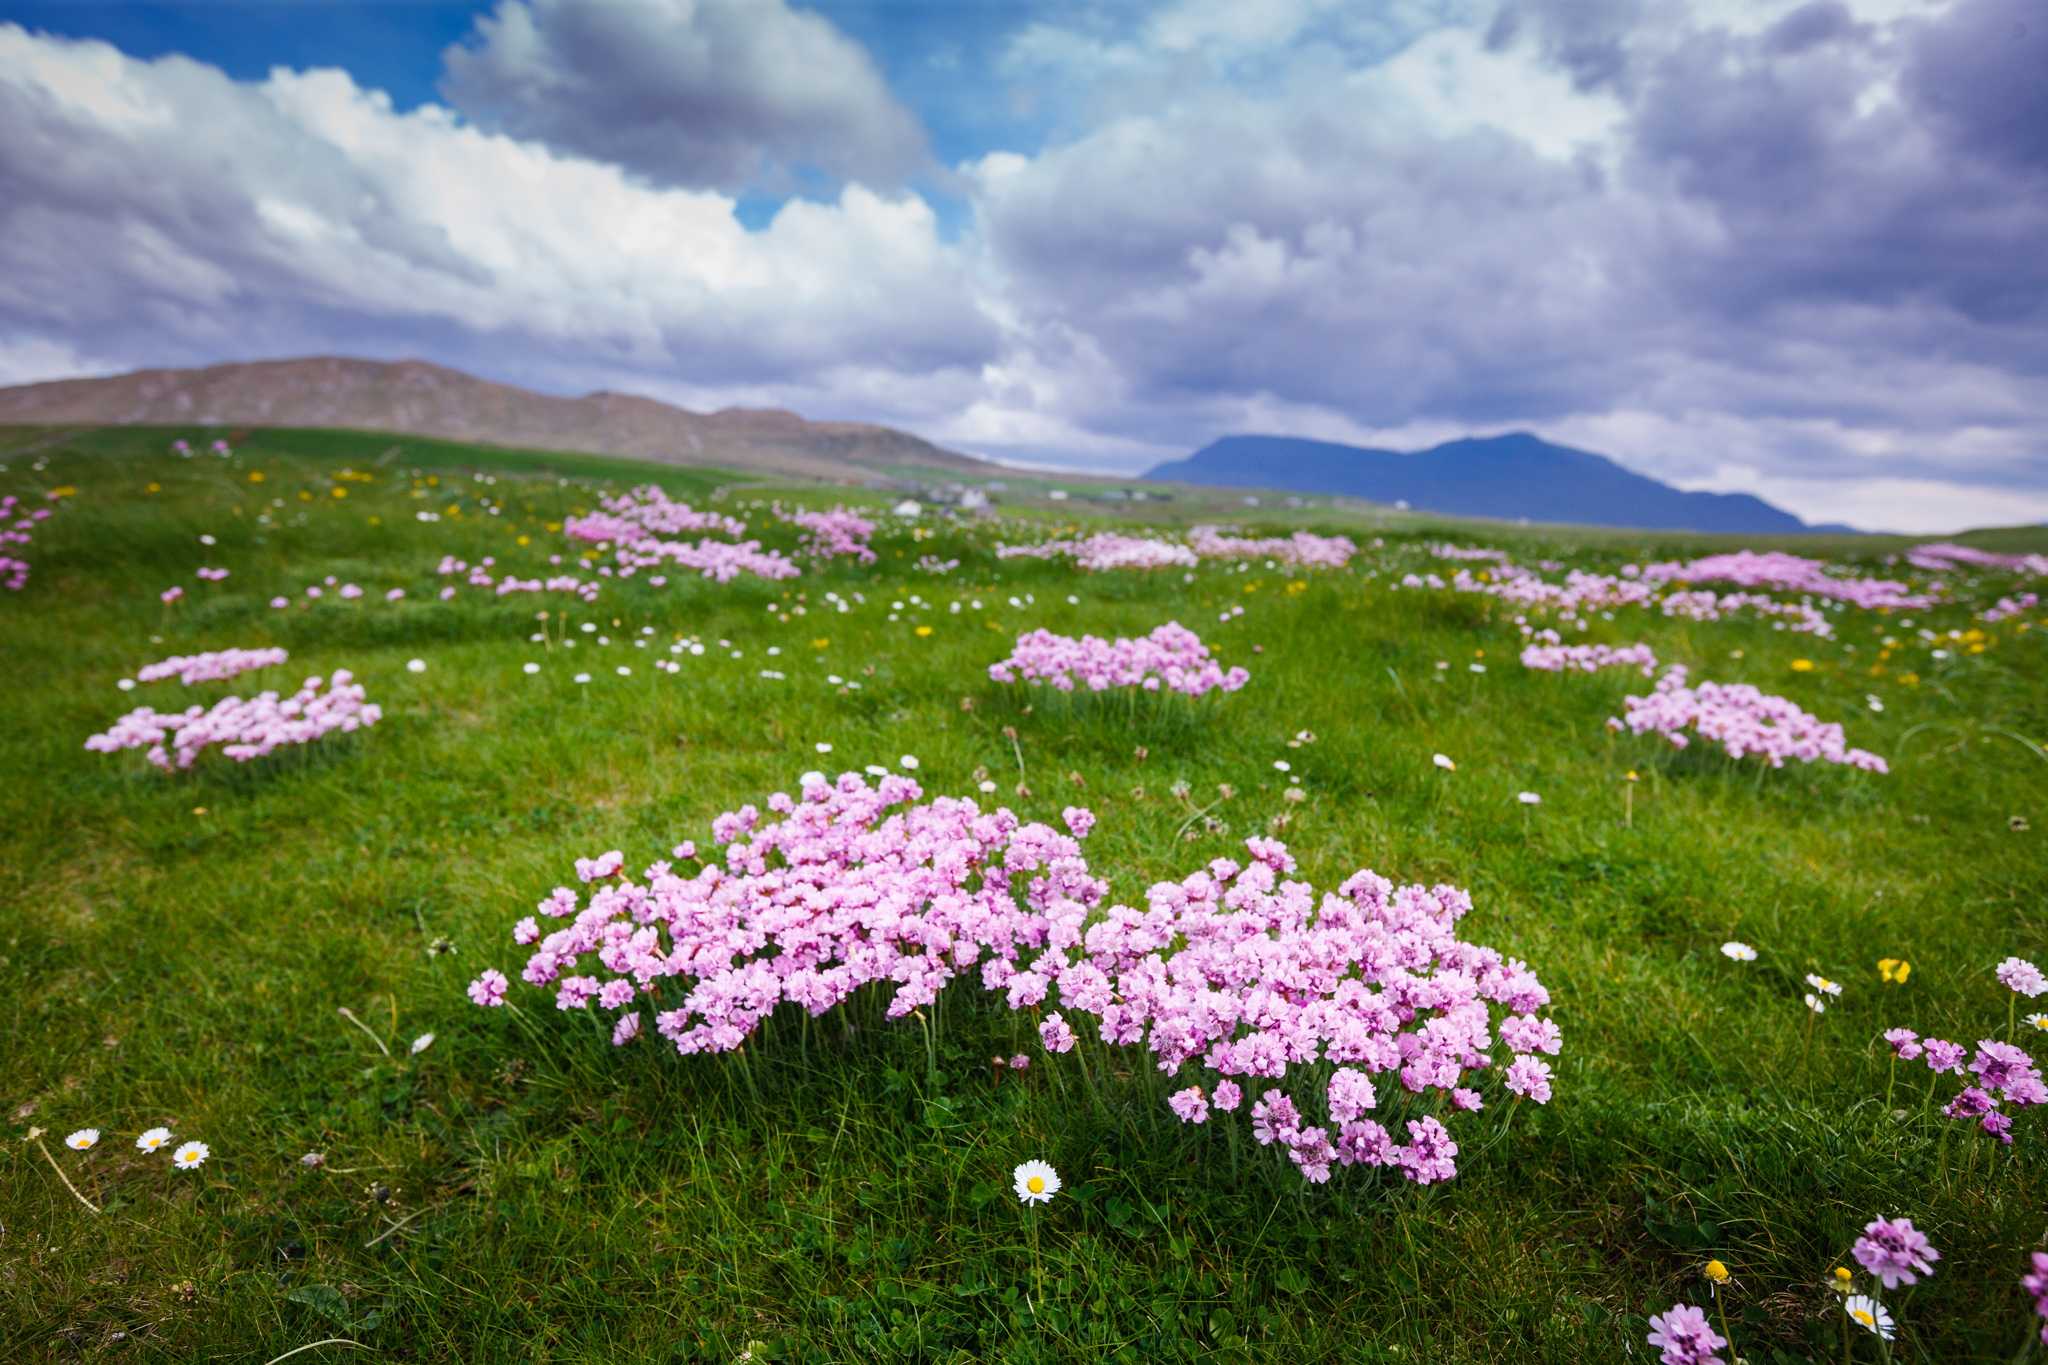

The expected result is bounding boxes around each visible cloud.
[0,1,2043,532]
[0,25,993,400]
[440,0,929,191]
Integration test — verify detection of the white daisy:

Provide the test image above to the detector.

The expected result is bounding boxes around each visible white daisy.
[172,1141,209,1169]
[406,659,426,673]
[1013,1159,1061,1205]
[1804,973,1842,997]
[136,1127,173,1152]
[979,780,998,793]
[1804,993,1828,1014]
[1516,792,1541,805]
[65,1129,99,1151]
[1721,942,1758,961]
[1844,1295,1894,1340]
[522,662,540,674]
[899,755,920,770]
[410,1032,435,1055]
[1433,753,1455,770]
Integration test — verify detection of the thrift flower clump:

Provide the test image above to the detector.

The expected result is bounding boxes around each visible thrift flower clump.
[476,774,1106,1055]
[1851,1216,1940,1289]
[135,647,289,685]
[86,671,382,771]
[1644,1302,1726,1364]
[989,623,1250,698]
[1610,666,1887,771]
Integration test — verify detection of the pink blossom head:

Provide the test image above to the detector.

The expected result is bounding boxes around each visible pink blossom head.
[1883,1028,1922,1060]
[1851,1216,1940,1290]
[1168,1086,1210,1124]
[1645,1303,1726,1365]
[1998,958,2048,998]
[1039,1013,1077,1053]
[1062,806,1096,839]
[467,969,509,1007]
[1212,1079,1243,1112]
[1923,1039,1968,1074]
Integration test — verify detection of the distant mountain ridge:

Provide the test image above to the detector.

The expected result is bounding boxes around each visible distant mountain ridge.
[0,357,996,481]
[1146,432,1856,534]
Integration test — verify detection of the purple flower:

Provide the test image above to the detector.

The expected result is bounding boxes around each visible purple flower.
[1251,1092,1301,1145]
[1062,806,1096,839]
[2021,1252,2048,1345]
[1336,1119,1395,1167]
[1168,1086,1210,1124]
[1645,1303,1726,1365]
[1923,1039,1968,1074]
[1212,1079,1243,1112]
[1998,957,2048,998]
[1982,1110,2015,1144]
[1970,1040,2040,1092]
[1505,1056,1555,1103]
[1851,1216,1940,1290]
[1287,1126,1336,1183]
[1943,1086,1996,1120]
[1039,1013,1077,1054]
[1391,1115,1459,1186]
[1326,1068,1377,1123]
[611,1012,642,1045]
[1008,1054,1030,1071]
[1884,1028,1923,1060]
[467,969,509,1007]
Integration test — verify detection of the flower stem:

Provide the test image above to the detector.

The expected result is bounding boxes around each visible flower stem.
[32,1136,99,1215]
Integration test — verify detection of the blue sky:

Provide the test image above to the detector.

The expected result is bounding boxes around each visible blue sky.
[0,0,2043,530]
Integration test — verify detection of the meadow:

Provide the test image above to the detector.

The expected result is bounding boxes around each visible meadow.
[2,424,2045,1364]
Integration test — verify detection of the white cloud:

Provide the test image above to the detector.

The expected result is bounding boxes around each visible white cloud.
[0,26,993,390]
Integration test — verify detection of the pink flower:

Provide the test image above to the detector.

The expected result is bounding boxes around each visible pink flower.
[1923,1039,1968,1074]
[1505,1057,1554,1103]
[1062,806,1096,839]
[1998,958,2048,998]
[467,969,509,1007]
[2022,1252,2048,1345]
[1168,1086,1210,1124]
[611,1012,642,1045]
[1008,1053,1030,1071]
[1884,1028,1923,1060]
[1039,1013,1077,1053]
[1287,1126,1336,1182]
[1251,1092,1301,1145]
[1851,1216,1941,1289]
[160,586,184,603]
[1645,1303,1726,1365]
[1212,1079,1243,1112]
[1326,1068,1377,1123]
[1391,1115,1459,1186]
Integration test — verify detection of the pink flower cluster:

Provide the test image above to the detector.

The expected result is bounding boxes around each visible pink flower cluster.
[988,622,1250,697]
[85,671,382,771]
[610,537,801,583]
[1639,550,1933,610]
[788,507,877,564]
[1884,1028,2044,1143]
[1446,565,1836,637]
[0,493,51,590]
[136,647,289,685]
[1431,544,1513,563]
[2025,1253,2048,1345]
[1985,593,2038,623]
[565,486,746,542]
[196,567,229,582]
[1520,642,1658,676]
[1609,666,1888,772]
[1188,526,1357,567]
[1069,841,1559,1186]
[998,534,1200,571]
[472,779,1557,1189]
[475,774,1106,1055]
[1852,1216,1941,1288]
[1907,542,2048,576]
[439,555,601,603]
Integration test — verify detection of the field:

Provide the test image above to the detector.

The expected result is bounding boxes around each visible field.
[3,424,2046,1363]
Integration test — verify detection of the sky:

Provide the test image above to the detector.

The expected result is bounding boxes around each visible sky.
[0,0,2042,531]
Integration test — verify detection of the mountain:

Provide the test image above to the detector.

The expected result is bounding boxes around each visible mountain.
[1145,432,1857,534]
[0,357,995,481]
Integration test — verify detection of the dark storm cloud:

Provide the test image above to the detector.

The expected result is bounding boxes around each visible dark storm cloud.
[440,0,930,192]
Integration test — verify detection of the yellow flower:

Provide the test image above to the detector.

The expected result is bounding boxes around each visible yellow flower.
[1878,958,1911,983]
[331,487,347,497]
[1791,659,1815,671]
[248,472,264,482]
[916,625,933,637]
[1831,1267,1853,1293]
[1704,1259,1729,1284]
[811,638,829,650]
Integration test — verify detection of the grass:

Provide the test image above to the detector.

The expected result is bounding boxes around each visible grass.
[3,426,2047,1363]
